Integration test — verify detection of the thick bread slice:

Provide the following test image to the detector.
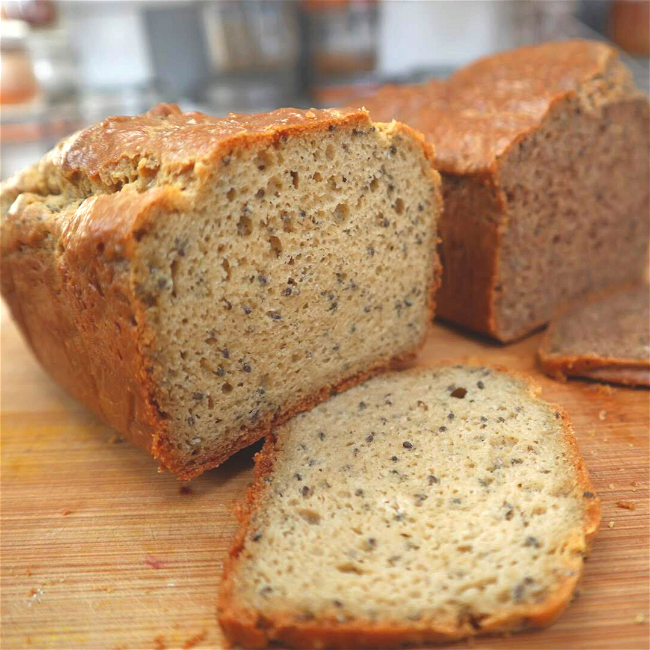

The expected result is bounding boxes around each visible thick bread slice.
[539,283,650,386]
[0,105,441,478]
[219,364,600,648]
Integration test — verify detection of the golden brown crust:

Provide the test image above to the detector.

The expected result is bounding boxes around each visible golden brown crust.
[11,105,366,201]
[539,353,650,385]
[0,188,180,456]
[434,173,505,337]
[1,105,372,253]
[218,362,601,648]
[58,105,363,179]
[0,106,441,479]
[356,41,631,175]
[573,367,650,386]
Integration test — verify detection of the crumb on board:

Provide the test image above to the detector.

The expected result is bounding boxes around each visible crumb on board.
[634,614,646,624]
[61,509,73,516]
[27,588,43,606]
[598,410,607,420]
[108,433,124,444]
[608,521,615,528]
[616,501,636,510]
[609,483,616,489]
[145,556,166,570]
[589,384,615,395]
[183,630,208,649]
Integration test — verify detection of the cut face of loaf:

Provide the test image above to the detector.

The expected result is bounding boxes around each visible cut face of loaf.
[219,365,600,649]
[539,282,650,386]
[0,105,441,477]
[354,40,650,342]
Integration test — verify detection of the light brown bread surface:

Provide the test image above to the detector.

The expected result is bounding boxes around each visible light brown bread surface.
[219,364,600,648]
[539,283,650,386]
[352,40,650,342]
[0,105,441,478]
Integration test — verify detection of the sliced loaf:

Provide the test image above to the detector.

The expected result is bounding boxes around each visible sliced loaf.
[0,105,441,478]
[219,364,600,648]
[539,283,650,386]
[352,40,650,342]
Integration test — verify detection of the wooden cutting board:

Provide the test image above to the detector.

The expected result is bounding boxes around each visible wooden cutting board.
[1,303,648,650]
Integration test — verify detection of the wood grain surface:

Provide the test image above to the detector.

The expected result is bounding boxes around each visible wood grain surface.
[1,302,648,650]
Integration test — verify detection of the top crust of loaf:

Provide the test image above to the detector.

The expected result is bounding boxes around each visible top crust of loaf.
[539,282,650,385]
[50,106,367,183]
[355,40,643,174]
[1,105,435,256]
[1,106,373,235]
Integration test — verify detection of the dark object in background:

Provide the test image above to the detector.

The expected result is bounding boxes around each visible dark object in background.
[304,0,379,105]
[609,0,650,56]
[141,0,380,113]
[143,0,302,112]
[143,3,211,103]
[304,0,378,78]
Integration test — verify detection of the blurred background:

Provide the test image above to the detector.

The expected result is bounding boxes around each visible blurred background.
[1,0,649,180]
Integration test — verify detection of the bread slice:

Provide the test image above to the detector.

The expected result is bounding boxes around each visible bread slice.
[0,104,441,478]
[539,283,650,386]
[351,40,650,342]
[219,364,600,648]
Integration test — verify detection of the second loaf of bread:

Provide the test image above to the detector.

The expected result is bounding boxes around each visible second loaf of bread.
[355,40,650,342]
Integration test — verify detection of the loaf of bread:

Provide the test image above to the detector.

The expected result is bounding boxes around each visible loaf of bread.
[539,282,650,386]
[0,105,442,478]
[353,40,650,342]
[219,364,600,648]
